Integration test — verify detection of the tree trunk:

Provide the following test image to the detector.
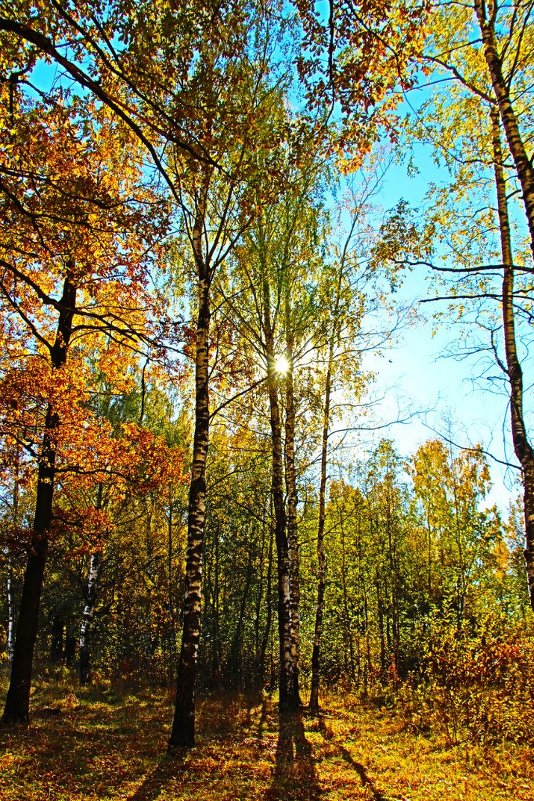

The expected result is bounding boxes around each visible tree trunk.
[254,513,266,662]
[386,495,400,681]
[79,484,104,684]
[2,274,76,724]
[284,335,301,705]
[492,109,534,609]
[209,522,221,688]
[257,517,274,688]
[169,196,210,748]
[376,578,386,681]
[79,551,101,684]
[475,0,534,262]
[363,584,371,698]
[309,360,331,713]
[309,251,345,711]
[167,485,177,681]
[6,454,20,666]
[6,555,15,666]
[263,274,299,710]
[340,518,356,682]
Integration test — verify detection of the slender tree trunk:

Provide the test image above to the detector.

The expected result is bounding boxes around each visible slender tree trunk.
[79,484,104,684]
[309,359,332,713]
[167,485,177,680]
[284,334,301,705]
[310,254,345,711]
[169,196,211,748]
[257,518,274,687]
[386,496,400,680]
[363,584,371,698]
[376,577,386,680]
[6,455,20,666]
[6,555,15,666]
[209,522,221,688]
[474,0,534,262]
[2,274,76,724]
[340,518,356,681]
[263,276,299,710]
[449,449,468,624]
[254,513,266,659]
[356,513,368,692]
[267,359,298,708]
[79,551,101,684]
[426,515,432,606]
[492,109,534,609]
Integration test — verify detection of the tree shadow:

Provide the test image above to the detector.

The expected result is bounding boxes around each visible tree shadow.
[318,715,386,801]
[265,710,322,801]
[337,744,387,801]
[127,753,186,801]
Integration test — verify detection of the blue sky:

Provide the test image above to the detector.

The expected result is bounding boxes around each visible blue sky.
[359,146,522,513]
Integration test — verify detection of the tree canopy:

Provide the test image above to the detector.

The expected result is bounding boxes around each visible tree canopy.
[0,2,532,790]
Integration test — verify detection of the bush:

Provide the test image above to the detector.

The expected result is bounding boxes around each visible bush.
[398,616,534,746]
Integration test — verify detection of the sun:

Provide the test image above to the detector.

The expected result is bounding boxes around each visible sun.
[274,354,290,375]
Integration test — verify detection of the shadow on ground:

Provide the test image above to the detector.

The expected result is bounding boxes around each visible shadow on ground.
[127,754,186,801]
[318,713,387,801]
[265,710,322,801]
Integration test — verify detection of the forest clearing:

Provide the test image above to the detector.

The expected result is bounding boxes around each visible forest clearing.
[1,682,533,801]
[1,1,534,798]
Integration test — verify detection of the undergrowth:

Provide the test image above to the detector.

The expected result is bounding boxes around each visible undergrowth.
[0,679,532,801]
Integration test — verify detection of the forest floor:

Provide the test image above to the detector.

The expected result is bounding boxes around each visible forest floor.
[0,680,533,801]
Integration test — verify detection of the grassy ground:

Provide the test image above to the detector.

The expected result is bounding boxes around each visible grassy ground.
[0,682,532,801]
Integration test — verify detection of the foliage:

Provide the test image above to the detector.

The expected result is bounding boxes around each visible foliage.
[399,616,534,747]
[0,0,533,783]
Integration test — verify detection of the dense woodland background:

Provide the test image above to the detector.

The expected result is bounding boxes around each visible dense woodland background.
[0,0,533,783]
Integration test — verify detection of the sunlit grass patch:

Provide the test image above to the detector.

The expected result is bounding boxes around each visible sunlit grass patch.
[0,684,532,801]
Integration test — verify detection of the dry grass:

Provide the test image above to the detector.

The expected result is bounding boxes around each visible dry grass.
[0,682,532,801]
